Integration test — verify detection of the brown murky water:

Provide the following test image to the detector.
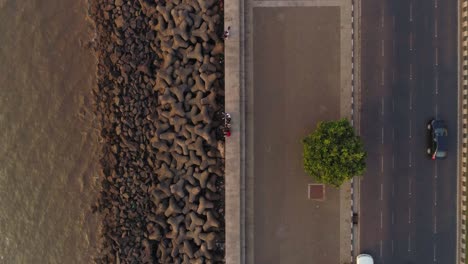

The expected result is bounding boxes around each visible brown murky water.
[0,0,100,263]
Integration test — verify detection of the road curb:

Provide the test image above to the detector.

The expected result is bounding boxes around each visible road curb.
[351,0,362,261]
[460,1,467,263]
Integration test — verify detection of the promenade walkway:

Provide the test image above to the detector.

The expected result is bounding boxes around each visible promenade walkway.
[224,0,356,263]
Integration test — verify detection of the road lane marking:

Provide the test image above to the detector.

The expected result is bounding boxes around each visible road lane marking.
[409,151,412,167]
[435,47,438,66]
[409,92,413,110]
[381,13,385,28]
[410,63,413,80]
[435,0,438,8]
[382,98,385,116]
[410,2,413,22]
[435,74,439,95]
[381,155,384,172]
[380,240,383,257]
[434,215,437,234]
[409,119,412,139]
[433,243,437,262]
[435,162,438,179]
[409,178,412,196]
[380,210,383,228]
[382,128,384,144]
[381,39,385,57]
[434,188,437,206]
[408,235,412,252]
[381,69,385,85]
[409,33,413,51]
[380,183,384,201]
[435,18,438,37]
[408,207,412,223]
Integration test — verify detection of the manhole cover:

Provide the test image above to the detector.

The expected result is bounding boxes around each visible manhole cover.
[308,184,325,201]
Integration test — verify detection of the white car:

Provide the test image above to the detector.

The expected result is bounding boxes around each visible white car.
[357,254,374,264]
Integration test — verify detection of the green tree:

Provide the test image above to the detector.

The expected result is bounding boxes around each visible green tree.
[302,119,366,187]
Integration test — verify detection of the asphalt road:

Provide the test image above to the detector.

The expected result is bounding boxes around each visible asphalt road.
[359,0,458,263]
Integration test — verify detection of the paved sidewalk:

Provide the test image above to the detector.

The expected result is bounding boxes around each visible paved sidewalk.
[224,0,355,263]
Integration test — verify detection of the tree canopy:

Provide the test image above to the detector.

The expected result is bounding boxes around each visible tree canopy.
[302,119,366,187]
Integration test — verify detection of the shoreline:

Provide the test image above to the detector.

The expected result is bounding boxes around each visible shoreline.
[88,0,226,262]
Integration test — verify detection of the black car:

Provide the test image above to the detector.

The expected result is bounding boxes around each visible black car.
[427,119,448,159]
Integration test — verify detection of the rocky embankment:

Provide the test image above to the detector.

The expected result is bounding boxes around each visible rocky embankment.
[88,0,225,263]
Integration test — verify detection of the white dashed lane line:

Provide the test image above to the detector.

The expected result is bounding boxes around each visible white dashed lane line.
[409,178,412,196]
[380,183,384,201]
[409,2,413,22]
[408,207,412,224]
[408,235,412,252]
